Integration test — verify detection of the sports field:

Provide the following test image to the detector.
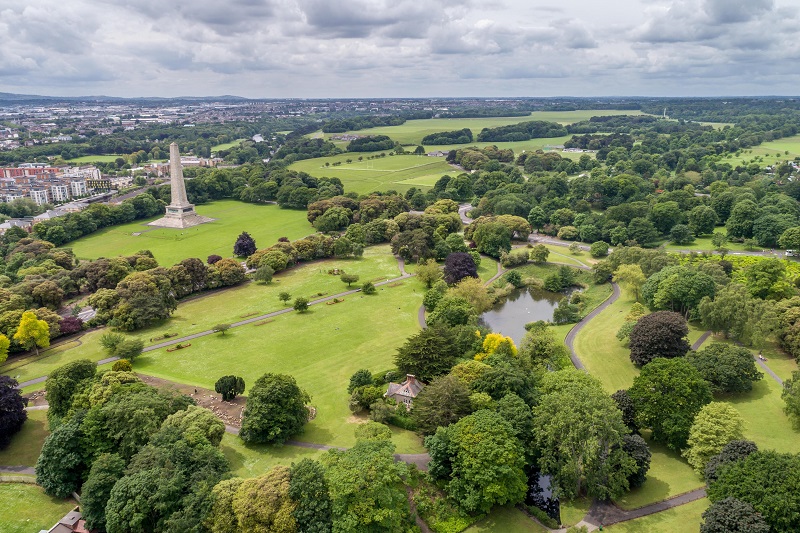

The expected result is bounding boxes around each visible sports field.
[66,154,126,163]
[64,200,315,265]
[211,138,247,151]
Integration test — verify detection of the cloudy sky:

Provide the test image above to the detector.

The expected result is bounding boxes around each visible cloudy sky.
[1,0,798,98]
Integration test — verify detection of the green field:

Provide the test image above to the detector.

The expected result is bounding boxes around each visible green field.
[0,484,76,533]
[464,506,547,533]
[67,154,127,163]
[220,432,326,478]
[133,280,425,452]
[0,409,49,467]
[64,200,315,265]
[290,152,455,194]
[605,497,709,532]
[726,134,800,166]
[1,333,106,386]
[324,110,644,146]
[211,138,248,152]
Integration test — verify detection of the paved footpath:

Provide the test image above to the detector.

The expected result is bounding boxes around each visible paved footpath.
[17,260,413,390]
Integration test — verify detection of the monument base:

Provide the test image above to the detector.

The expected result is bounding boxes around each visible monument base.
[148,205,214,229]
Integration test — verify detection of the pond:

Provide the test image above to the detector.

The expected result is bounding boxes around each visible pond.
[479,287,566,345]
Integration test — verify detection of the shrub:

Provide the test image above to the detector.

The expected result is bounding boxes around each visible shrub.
[207,254,223,264]
[215,375,246,401]
[111,359,132,372]
[362,281,377,295]
[590,241,609,258]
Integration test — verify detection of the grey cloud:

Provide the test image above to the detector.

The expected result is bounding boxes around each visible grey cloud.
[703,0,773,24]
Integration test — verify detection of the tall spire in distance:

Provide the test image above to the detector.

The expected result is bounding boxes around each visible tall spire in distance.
[148,143,213,229]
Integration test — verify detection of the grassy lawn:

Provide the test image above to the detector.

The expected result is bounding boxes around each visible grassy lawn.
[0,483,76,533]
[615,436,703,510]
[126,244,403,345]
[220,432,325,478]
[289,152,455,194]
[559,497,592,526]
[463,506,547,533]
[725,134,800,166]
[323,110,643,146]
[132,281,425,452]
[605,498,709,532]
[64,200,315,266]
[0,409,48,467]
[1,331,106,385]
[66,154,126,163]
[661,227,750,253]
[211,138,247,152]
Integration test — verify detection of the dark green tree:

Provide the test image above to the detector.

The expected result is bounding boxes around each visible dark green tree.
[35,412,89,498]
[394,326,460,382]
[45,359,97,425]
[233,231,257,257]
[347,369,373,393]
[411,374,472,435]
[80,453,126,531]
[0,376,27,448]
[215,375,245,401]
[629,358,712,451]
[240,373,310,445]
[686,344,763,394]
[629,311,690,366]
[289,459,332,533]
[701,497,770,533]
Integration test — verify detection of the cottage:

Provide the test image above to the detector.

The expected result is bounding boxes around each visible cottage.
[384,374,424,409]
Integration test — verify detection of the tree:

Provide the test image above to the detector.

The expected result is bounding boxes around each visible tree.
[590,241,609,258]
[611,389,638,432]
[36,413,89,498]
[213,323,231,335]
[448,276,493,314]
[622,434,651,489]
[627,217,660,247]
[112,271,177,330]
[629,311,689,366]
[112,359,132,372]
[415,258,443,288]
[45,359,97,423]
[686,344,763,394]
[411,375,472,435]
[473,222,512,258]
[347,369,373,394]
[233,231,257,257]
[701,497,770,533]
[0,333,8,365]
[783,370,800,427]
[395,326,460,382]
[533,374,636,500]
[215,375,246,401]
[529,244,550,264]
[443,252,478,285]
[322,436,412,532]
[684,402,745,473]
[206,478,244,533]
[0,376,27,449]
[425,410,527,513]
[704,440,758,484]
[613,264,646,301]
[629,358,712,451]
[80,453,126,531]
[240,373,310,444]
[707,450,800,532]
[711,231,729,249]
[13,310,49,356]
[114,338,144,362]
[426,295,476,327]
[289,459,332,533]
[649,201,683,234]
[340,273,359,287]
[779,226,800,250]
[100,331,126,354]
[253,264,274,284]
[670,223,695,245]
[293,297,309,313]
[528,206,546,230]
[688,205,719,236]
[278,291,291,304]
[361,281,376,294]
[232,466,297,532]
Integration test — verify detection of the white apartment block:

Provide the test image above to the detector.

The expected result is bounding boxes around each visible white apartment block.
[30,189,50,205]
[4,194,24,203]
[51,184,70,202]
[70,180,88,197]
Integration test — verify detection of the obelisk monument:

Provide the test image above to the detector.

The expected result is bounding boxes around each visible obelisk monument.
[148,142,213,228]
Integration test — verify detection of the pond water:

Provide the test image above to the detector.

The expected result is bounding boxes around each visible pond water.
[479,287,565,345]
[526,470,561,523]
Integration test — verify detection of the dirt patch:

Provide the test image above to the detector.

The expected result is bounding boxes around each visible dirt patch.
[138,374,246,428]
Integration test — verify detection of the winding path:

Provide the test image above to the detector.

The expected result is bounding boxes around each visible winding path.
[580,488,708,530]
[16,257,414,389]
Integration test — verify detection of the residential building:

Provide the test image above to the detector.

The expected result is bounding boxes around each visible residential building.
[70,180,88,197]
[384,374,424,409]
[51,184,70,202]
[30,189,50,205]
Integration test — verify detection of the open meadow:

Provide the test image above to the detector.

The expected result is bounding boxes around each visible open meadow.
[133,280,426,451]
[0,484,76,533]
[64,199,315,265]
[66,154,127,163]
[0,409,49,467]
